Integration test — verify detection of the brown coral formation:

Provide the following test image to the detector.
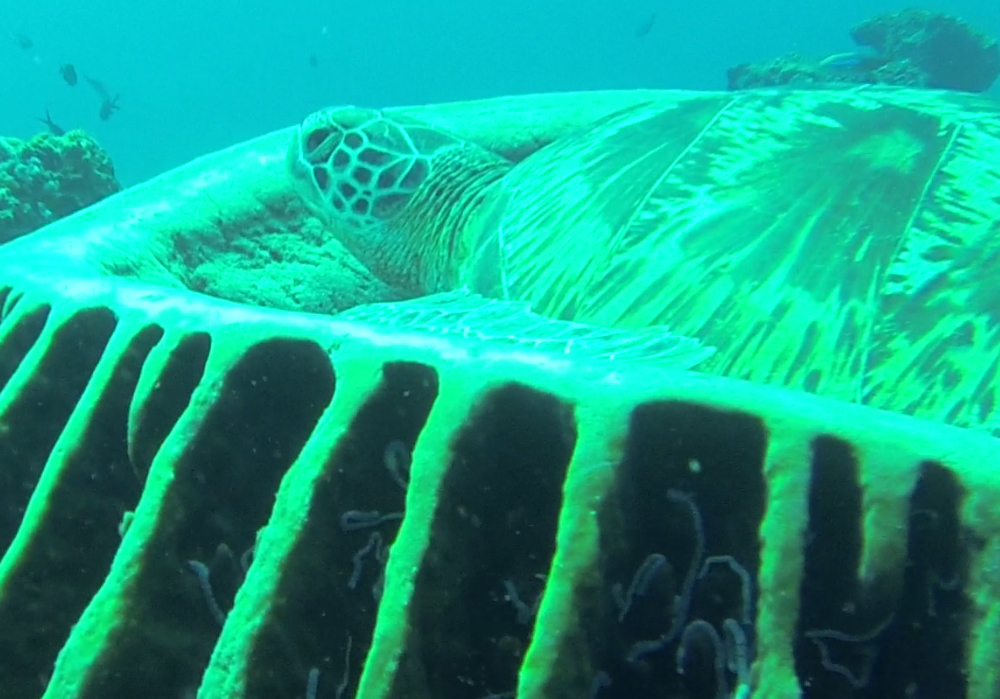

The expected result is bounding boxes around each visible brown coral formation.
[852,9,1000,93]
[0,130,120,245]
[726,53,928,91]
[728,9,1000,93]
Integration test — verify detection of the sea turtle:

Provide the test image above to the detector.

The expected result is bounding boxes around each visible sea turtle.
[286,88,1000,432]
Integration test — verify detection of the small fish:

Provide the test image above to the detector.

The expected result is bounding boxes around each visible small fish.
[635,12,656,39]
[59,63,78,86]
[99,95,121,121]
[9,31,32,50]
[818,52,889,72]
[309,53,319,69]
[37,108,66,136]
[83,73,113,101]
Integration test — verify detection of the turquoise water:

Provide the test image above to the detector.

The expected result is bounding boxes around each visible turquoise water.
[2,0,997,186]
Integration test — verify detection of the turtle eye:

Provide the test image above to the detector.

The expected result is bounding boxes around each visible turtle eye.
[305,127,332,153]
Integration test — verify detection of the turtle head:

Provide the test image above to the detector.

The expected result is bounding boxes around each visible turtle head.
[287,106,449,227]
[287,106,512,294]
[287,106,467,291]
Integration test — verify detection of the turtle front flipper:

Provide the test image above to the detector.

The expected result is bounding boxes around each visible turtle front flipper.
[287,106,512,295]
[335,290,714,368]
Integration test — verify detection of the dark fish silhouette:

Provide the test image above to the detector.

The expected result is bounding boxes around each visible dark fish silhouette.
[99,95,121,121]
[37,108,66,136]
[84,74,121,120]
[309,54,319,69]
[83,74,113,101]
[9,32,32,50]
[59,63,78,86]
[635,13,656,38]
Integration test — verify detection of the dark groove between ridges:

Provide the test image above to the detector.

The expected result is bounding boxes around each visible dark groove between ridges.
[128,332,212,478]
[795,440,969,699]
[245,361,438,699]
[795,436,867,698]
[0,304,50,397]
[0,323,164,698]
[392,383,576,699]
[81,338,334,699]
[0,307,117,555]
[0,287,24,325]
[589,402,767,699]
[868,462,967,699]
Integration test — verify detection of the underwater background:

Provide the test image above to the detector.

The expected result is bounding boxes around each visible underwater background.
[2,1,1000,698]
[2,0,998,187]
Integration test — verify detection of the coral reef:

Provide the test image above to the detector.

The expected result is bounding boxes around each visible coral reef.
[852,9,1000,93]
[728,9,999,93]
[726,53,927,91]
[0,130,120,245]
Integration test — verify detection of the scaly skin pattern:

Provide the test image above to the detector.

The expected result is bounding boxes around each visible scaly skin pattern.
[288,106,512,294]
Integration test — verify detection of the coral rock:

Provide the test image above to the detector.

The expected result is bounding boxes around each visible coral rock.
[851,9,1000,92]
[0,130,120,245]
